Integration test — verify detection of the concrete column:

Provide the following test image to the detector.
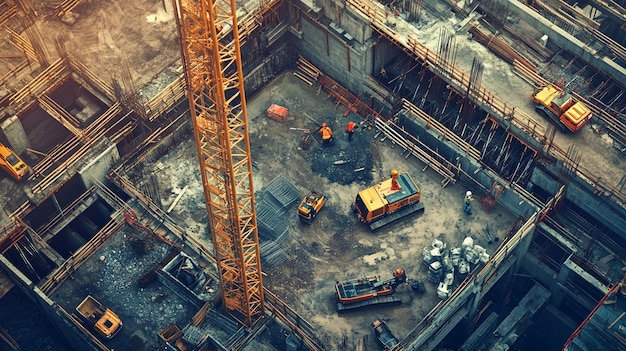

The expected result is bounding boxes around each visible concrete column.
[78,138,120,189]
[551,256,572,306]
[464,281,485,328]
[0,115,30,154]
[513,219,536,272]
[556,255,571,285]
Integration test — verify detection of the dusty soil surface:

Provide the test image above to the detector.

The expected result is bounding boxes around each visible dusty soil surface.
[157,71,519,350]
[27,1,180,93]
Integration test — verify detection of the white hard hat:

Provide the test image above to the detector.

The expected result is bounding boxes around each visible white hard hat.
[466,191,472,196]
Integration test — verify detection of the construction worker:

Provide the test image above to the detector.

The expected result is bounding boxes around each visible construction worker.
[464,191,474,215]
[390,169,402,190]
[319,122,333,144]
[346,121,359,142]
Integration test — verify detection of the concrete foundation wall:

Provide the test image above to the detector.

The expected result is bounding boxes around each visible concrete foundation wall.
[0,115,30,154]
[398,110,537,218]
[530,166,626,241]
[0,256,97,351]
[78,138,120,189]
[482,0,626,87]
[521,253,561,297]
[372,40,400,76]
[38,292,99,351]
[315,0,372,44]
[292,10,372,95]
[563,182,626,239]
[341,7,371,44]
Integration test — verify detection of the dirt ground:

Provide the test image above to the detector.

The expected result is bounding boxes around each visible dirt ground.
[156,71,519,350]
[15,1,181,94]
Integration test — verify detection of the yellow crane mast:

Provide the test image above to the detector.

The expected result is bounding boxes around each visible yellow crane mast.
[172,0,264,327]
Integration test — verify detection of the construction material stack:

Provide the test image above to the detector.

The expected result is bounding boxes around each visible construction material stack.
[267,104,289,123]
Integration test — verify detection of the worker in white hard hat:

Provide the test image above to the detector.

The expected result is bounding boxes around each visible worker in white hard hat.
[464,191,474,215]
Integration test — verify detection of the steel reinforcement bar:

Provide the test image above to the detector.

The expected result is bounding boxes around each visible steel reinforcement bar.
[346,0,548,141]
[53,0,82,18]
[402,99,481,160]
[0,3,17,28]
[373,117,457,187]
[8,58,70,110]
[145,75,186,121]
[68,56,116,101]
[30,102,124,193]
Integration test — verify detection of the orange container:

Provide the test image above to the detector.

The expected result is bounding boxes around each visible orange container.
[267,104,288,122]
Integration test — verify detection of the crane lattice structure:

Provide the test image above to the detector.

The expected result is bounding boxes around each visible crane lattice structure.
[173,0,264,327]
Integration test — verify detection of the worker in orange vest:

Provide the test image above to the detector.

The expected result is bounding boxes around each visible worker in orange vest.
[346,121,359,142]
[319,122,333,144]
[390,169,402,190]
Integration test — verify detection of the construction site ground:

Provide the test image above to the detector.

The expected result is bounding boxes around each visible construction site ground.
[1,0,626,350]
[155,71,520,349]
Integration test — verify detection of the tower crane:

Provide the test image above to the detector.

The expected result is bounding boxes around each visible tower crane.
[172,0,264,327]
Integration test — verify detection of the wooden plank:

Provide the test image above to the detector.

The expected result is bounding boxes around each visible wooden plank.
[374,118,457,183]
[600,253,615,264]
[37,94,83,137]
[608,311,626,329]
[293,71,313,85]
[167,185,189,213]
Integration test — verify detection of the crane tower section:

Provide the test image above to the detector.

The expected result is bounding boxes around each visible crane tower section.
[173,0,264,327]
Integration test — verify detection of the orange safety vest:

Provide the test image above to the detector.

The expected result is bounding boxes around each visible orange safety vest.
[347,121,357,132]
[320,126,333,140]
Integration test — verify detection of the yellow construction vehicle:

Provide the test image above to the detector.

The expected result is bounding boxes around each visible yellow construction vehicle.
[298,191,326,223]
[0,142,29,180]
[531,84,591,132]
[352,170,424,231]
[76,295,123,339]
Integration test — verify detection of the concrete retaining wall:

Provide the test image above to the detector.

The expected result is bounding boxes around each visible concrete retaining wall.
[530,166,626,241]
